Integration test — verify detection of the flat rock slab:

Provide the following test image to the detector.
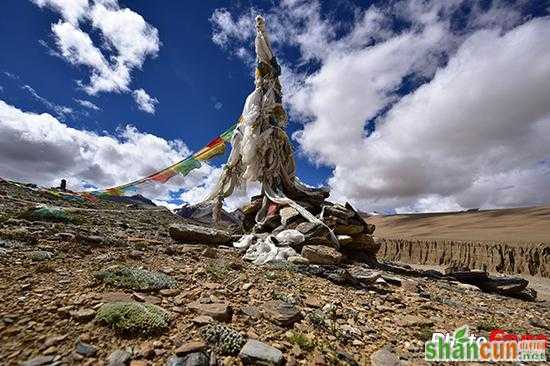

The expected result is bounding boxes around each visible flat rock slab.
[239,339,284,365]
[301,245,342,265]
[169,224,232,244]
[262,300,302,326]
[188,302,232,322]
[75,341,98,357]
[348,267,381,285]
[175,341,207,356]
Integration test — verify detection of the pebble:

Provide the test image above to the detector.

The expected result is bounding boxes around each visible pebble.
[304,296,322,308]
[287,255,310,264]
[43,346,57,355]
[79,333,91,342]
[242,283,253,291]
[108,349,132,366]
[239,339,283,365]
[160,288,180,297]
[75,341,98,357]
[301,245,342,265]
[102,291,133,302]
[191,315,214,325]
[188,302,232,322]
[129,250,144,259]
[132,292,147,302]
[43,334,68,347]
[138,341,155,359]
[130,361,147,366]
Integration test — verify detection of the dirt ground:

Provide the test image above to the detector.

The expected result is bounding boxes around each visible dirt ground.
[1,180,549,365]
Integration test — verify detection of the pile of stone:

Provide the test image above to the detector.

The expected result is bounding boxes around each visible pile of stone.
[171,193,380,266]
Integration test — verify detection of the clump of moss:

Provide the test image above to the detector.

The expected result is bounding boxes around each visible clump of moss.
[271,290,299,305]
[306,310,327,329]
[29,250,54,261]
[477,317,500,332]
[287,331,316,351]
[19,206,73,223]
[94,266,176,291]
[95,302,169,335]
[201,323,245,355]
[205,259,231,282]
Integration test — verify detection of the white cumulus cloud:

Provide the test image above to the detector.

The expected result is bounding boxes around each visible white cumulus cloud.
[33,0,160,96]
[132,88,159,114]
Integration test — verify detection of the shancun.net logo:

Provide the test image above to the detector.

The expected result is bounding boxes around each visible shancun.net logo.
[425,325,548,362]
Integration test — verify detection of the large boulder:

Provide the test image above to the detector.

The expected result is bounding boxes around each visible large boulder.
[169,224,232,244]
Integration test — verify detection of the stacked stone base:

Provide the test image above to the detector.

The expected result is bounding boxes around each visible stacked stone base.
[238,196,379,264]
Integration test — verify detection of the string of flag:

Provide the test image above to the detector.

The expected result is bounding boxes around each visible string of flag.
[88,123,237,198]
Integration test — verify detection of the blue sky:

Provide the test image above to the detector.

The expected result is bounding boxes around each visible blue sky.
[0,0,549,212]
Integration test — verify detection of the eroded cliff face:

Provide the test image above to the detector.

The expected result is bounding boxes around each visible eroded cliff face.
[378,238,550,278]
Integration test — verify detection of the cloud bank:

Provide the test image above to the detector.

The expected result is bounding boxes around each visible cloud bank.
[210,0,550,212]
[0,99,219,207]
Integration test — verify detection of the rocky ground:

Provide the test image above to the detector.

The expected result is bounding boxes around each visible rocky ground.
[1,179,549,366]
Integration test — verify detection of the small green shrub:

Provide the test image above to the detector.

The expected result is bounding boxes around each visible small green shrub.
[271,290,299,305]
[205,260,231,281]
[287,331,316,351]
[95,302,169,335]
[307,310,326,329]
[94,266,176,291]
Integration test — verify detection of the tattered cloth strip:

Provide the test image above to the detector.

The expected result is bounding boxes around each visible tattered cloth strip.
[234,229,305,265]
[87,124,237,198]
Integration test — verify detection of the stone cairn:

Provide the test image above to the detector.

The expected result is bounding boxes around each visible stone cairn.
[170,16,380,266]
[171,194,380,266]
[237,195,379,265]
